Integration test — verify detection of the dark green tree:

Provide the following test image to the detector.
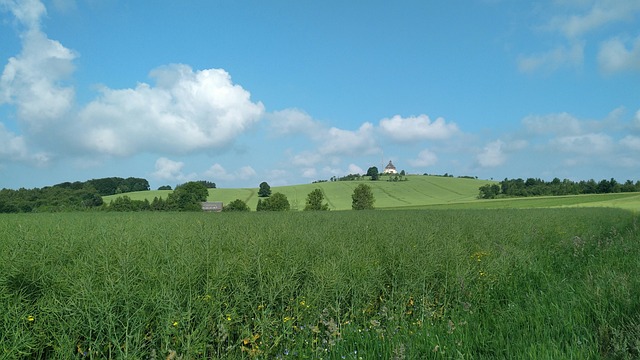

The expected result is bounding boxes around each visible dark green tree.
[304,189,329,211]
[366,166,379,181]
[351,184,375,210]
[158,185,172,190]
[167,181,209,211]
[258,182,272,197]
[223,199,250,212]
[256,192,290,211]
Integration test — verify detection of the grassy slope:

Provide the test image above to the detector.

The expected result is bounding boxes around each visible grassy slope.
[103,176,640,211]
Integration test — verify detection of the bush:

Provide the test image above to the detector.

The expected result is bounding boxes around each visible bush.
[223,199,250,212]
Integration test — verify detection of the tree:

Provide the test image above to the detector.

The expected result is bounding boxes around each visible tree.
[366,166,379,181]
[304,189,329,211]
[158,185,172,190]
[258,182,272,197]
[256,192,290,211]
[223,199,250,212]
[352,184,375,210]
[167,181,209,211]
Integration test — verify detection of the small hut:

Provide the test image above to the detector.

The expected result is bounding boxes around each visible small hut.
[201,201,223,212]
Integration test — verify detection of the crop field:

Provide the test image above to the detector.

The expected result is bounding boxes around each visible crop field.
[103,175,495,211]
[103,176,640,212]
[2,208,639,359]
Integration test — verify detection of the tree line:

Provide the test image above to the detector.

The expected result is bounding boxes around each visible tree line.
[479,177,640,199]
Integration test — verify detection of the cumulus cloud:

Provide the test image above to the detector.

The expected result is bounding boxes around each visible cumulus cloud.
[551,133,613,155]
[477,140,506,168]
[1,0,265,161]
[0,123,50,165]
[203,163,256,181]
[0,123,28,160]
[546,1,640,39]
[522,112,582,135]
[378,115,458,142]
[347,163,364,174]
[0,0,47,30]
[409,149,438,167]
[267,108,321,136]
[0,21,76,131]
[301,168,317,178]
[152,157,194,182]
[518,42,584,73]
[76,64,264,156]
[620,135,640,151]
[320,122,378,156]
[598,35,640,73]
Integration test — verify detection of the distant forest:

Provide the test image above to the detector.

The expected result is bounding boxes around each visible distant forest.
[0,177,149,213]
[479,177,640,199]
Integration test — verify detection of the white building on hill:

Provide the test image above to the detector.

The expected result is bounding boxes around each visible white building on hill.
[383,160,398,174]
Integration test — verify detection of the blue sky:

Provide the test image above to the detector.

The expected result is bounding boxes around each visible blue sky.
[1,0,639,190]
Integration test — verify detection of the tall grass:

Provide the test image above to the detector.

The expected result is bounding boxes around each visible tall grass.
[1,209,639,359]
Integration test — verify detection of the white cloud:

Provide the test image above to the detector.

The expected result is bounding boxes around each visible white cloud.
[0,123,28,161]
[522,112,582,135]
[408,149,438,167]
[477,140,506,168]
[320,122,378,156]
[151,157,195,182]
[518,42,584,73]
[620,135,640,151]
[378,115,458,142]
[598,35,640,73]
[268,108,321,136]
[547,1,640,39]
[0,122,50,165]
[301,168,317,178]
[347,163,364,174]
[203,163,256,181]
[291,151,323,167]
[76,64,265,156]
[0,29,76,130]
[0,0,47,30]
[551,133,613,155]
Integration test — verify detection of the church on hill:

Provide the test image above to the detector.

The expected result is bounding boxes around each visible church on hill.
[382,160,398,174]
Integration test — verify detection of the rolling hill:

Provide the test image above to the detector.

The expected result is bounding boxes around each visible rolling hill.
[102,175,640,211]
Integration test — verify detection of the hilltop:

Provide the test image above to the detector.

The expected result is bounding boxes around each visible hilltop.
[104,175,494,211]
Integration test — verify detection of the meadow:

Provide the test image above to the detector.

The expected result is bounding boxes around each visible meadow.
[103,175,640,212]
[2,208,639,359]
[103,175,494,211]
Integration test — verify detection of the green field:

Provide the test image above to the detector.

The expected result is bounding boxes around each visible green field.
[104,175,640,212]
[2,209,639,358]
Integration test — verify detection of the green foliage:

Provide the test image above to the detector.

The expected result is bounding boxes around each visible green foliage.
[0,186,103,213]
[366,166,379,180]
[492,177,640,198]
[478,184,501,199]
[1,209,638,358]
[256,192,290,211]
[165,181,209,211]
[158,185,172,190]
[258,181,271,197]
[194,180,216,189]
[352,183,375,210]
[65,177,150,196]
[223,199,250,212]
[304,188,329,211]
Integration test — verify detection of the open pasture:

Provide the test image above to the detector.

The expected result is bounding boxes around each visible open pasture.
[2,208,639,359]
[104,175,496,211]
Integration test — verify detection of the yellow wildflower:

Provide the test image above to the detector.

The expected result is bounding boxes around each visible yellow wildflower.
[27,315,35,322]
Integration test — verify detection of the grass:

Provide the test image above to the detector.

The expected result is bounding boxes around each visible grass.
[103,176,640,212]
[2,208,639,358]
[103,175,495,211]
